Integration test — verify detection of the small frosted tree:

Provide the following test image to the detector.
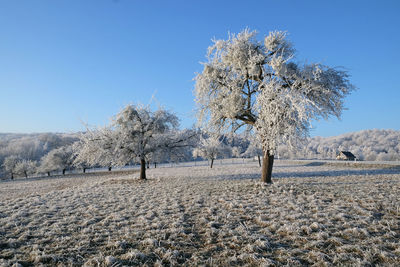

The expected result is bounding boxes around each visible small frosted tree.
[147,150,167,168]
[73,127,116,172]
[242,135,263,167]
[231,146,241,158]
[2,155,20,179]
[192,136,230,168]
[195,29,354,183]
[39,146,74,176]
[231,146,243,163]
[15,160,37,178]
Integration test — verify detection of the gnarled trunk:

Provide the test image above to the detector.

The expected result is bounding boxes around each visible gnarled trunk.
[210,158,214,168]
[140,158,147,179]
[261,150,274,184]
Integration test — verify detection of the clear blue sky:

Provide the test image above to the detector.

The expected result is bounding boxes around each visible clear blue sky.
[1,0,399,137]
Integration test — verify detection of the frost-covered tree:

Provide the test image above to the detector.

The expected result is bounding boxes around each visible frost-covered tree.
[192,136,230,168]
[231,146,241,158]
[73,127,116,172]
[15,160,37,178]
[39,146,74,176]
[2,155,20,179]
[195,29,354,183]
[242,135,263,167]
[111,104,195,179]
[147,150,167,168]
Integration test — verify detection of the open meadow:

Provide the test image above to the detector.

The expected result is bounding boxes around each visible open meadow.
[1,160,400,266]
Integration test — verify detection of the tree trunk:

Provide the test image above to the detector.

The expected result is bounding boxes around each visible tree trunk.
[83,168,86,173]
[11,173,14,180]
[47,172,50,177]
[140,158,147,179]
[257,155,261,167]
[261,150,274,184]
[210,158,214,168]
[108,166,112,171]
[62,169,66,175]
[24,171,28,178]
[154,162,157,168]
[147,161,150,169]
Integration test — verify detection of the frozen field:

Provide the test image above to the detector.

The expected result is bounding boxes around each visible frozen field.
[1,161,400,266]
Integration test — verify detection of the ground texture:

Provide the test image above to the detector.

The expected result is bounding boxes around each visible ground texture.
[1,161,400,266]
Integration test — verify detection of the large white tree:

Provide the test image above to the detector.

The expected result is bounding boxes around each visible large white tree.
[195,29,355,183]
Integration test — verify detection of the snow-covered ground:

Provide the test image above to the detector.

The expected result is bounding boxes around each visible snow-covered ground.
[0,161,399,266]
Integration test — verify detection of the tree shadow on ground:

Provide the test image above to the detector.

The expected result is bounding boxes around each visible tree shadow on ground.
[205,165,400,181]
[0,169,138,184]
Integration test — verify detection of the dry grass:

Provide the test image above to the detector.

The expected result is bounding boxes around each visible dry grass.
[0,161,399,266]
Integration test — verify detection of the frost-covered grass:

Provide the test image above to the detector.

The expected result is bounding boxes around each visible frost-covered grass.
[1,161,399,266]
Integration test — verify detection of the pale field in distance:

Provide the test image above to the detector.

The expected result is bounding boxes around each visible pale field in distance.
[1,160,399,266]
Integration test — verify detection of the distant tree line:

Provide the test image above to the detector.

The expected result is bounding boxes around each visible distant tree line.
[0,133,79,179]
[1,126,399,180]
[277,129,400,161]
